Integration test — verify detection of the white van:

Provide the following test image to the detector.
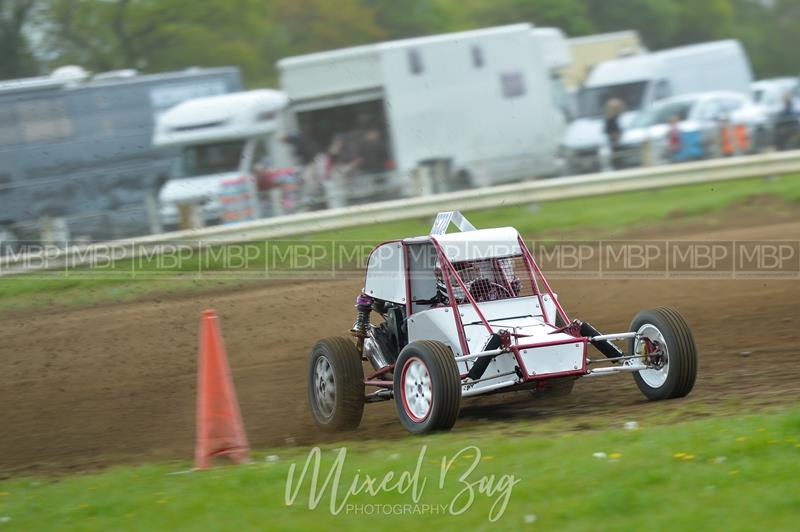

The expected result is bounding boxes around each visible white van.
[153,90,293,227]
[561,40,753,174]
[278,23,565,197]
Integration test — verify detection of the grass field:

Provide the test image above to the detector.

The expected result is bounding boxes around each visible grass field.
[1,408,798,531]
[1,173,799,313]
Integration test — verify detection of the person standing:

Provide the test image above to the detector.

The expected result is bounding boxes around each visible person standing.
[603,98,624,170]
[667,115,682,162]
[775,91,797,151]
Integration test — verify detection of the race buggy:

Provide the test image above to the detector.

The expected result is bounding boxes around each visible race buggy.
[308,211,698,434]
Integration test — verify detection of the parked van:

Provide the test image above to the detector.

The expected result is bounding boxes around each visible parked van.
[153,90,293,228]
[278,23,565,200]
[561,40,753,174]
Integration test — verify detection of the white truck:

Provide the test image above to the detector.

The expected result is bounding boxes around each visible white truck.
[153,90,294,228]
[561,40,753,174]
[562,31,645,90]
[277,23,566,198]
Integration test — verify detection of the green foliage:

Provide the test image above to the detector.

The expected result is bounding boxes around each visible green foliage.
[733,0,800,78]
[437,0,593,35]
[0,0,39,78]
[672,0,735,45]
[8,0,797,85]
[40,0,270,82]
[586,0,680,49]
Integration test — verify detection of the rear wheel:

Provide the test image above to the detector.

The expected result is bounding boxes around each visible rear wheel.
[629,308,697,401]
[308,337,364,431]
[394,341,461,434]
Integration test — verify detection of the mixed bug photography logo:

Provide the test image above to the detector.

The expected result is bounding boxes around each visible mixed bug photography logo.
[284,445,520,521]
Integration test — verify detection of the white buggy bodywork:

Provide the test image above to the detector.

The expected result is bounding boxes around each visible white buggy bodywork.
[364,223,583,397]
[308,211,698,434]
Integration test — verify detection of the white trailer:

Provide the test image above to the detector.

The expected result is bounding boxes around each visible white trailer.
[531,27,573,125]
[562,40,753,174]
[277,23,565,197]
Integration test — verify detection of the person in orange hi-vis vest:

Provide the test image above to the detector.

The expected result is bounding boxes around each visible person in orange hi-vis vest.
[719,118,735,156]
[734,123,749,153]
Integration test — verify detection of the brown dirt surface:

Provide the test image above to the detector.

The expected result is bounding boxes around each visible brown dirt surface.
[1,218,799,475]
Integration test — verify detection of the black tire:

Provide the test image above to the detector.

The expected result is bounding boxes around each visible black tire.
[628,308,697,401]
[308,337,364,431]
[394,341,461,434]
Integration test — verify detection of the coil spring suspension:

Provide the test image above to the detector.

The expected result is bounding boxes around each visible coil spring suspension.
[351,293,373,349]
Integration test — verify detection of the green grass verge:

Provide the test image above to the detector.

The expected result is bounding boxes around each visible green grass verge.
[1,408,798,530]
[2,173,799,313]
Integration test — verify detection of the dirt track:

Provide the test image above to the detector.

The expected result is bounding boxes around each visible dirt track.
[2,218,800,474]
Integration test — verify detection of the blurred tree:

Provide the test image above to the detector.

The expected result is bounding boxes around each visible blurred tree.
[672,0,735,45]
[269,0,386,54]
[362,0,446,39]
[586,0,679,49]
[27,0,800,87]
[435,0,593,35]
[732,0,800,78]
[41,0,269,83]
[0,0,40,79]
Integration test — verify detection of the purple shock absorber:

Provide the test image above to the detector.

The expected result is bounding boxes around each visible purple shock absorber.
[351,293,374,339]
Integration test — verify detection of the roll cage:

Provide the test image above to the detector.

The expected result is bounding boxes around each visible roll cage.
[363,211,573,357]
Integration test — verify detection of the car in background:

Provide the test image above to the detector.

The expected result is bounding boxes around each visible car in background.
[751,77,798,114]
[615,91,769,168]
[751,77,799,147]
[561,40,753,174]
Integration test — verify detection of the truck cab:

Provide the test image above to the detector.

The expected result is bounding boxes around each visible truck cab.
[153,90,293,228]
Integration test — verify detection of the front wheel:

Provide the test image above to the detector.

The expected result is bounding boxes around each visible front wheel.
[629,308,697,401]
[394,341,461,434]
[308,337,364,431]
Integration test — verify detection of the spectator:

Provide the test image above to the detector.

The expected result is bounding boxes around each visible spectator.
[355,128,388,174]
[604,98,624,145]
[775,91,797,151]
[281,133,319,165]
[780,90,795,117]
[667,115,682,162]
[327,132,356,167]
[603,98,625,169]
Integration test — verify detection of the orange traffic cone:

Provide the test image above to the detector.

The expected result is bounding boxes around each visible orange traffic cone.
[194,309,250,470]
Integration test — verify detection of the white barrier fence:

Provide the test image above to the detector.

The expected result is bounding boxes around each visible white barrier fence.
[3,150,800,276]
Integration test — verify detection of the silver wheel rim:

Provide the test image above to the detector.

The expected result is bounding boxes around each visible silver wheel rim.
[402,357,432,421]
[314,355,336,418]
[635,323,669,388]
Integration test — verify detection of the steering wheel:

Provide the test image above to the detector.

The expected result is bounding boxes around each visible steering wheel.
[469,279,514,301]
